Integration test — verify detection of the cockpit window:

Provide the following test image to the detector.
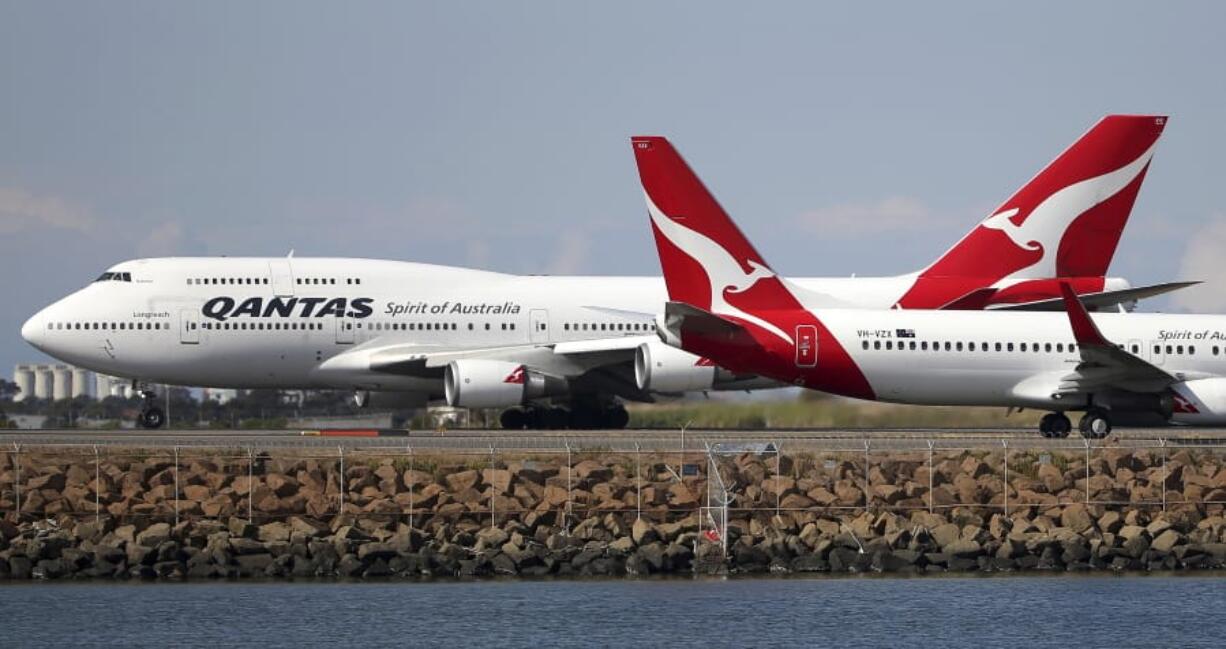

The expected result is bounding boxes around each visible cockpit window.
[95,271,132,282]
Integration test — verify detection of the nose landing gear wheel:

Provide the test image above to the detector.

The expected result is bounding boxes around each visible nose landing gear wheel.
[139,407,165,430]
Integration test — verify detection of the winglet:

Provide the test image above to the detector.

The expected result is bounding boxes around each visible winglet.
[1060,281,1110,346]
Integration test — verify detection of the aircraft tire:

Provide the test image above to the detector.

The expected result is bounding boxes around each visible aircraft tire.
[500,407,529,430]
[139,407,166,430]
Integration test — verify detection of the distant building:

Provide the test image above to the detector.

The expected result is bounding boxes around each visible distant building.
[201,388,237,404]
[10,363,129,401]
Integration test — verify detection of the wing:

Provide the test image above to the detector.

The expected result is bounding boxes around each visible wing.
[991,281,1199,312]
[312,336,657,400]
[1054,283,1175,395]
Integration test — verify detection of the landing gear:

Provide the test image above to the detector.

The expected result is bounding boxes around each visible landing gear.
[1038,412,1072,438]
[137,388,165,430]
[497,403,629,430]
[1079,409,1112,439]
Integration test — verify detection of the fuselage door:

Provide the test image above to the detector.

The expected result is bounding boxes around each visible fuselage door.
[268,259,295,298]
[180,308,200,345]
[336,319,355,345]
[530,309,549,344]
[795,324,818,368]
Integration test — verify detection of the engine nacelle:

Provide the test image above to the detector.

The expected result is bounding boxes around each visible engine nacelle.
[635,340,717,393]
[444,359,566,408]
[1168,379,1226,425]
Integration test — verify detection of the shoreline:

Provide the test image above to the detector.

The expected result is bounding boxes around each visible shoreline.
[5,444,1226,581]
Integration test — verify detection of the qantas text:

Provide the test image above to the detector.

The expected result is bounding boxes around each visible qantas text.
[202,296,374,322]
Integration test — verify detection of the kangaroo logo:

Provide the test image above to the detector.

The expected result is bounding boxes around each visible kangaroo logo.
[645,192,792,344]
[979,140,1159,281]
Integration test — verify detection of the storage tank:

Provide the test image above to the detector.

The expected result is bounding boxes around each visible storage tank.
[33,365,54,399]
[71,368,93,399]
[52,365,73,400]
[12,364,35,401]
[95,374,113,399]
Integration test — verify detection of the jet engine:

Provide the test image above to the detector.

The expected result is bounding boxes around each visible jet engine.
[635,340,717,392]
[444,359,567,408]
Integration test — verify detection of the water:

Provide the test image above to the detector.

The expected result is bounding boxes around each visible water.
[0,574,1220,648]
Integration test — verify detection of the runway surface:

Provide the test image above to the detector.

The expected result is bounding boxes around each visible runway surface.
[4,427,1226,451]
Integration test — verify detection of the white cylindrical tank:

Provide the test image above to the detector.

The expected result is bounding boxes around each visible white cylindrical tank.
[110,382,125,398]
[71,368,93,399]
[52,365,72,400]
[33,365,54,399]
[95,374,113,399]
[12,364,35,401]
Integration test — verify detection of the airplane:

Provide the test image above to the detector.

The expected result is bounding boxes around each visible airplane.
[632,130,1226,437]
[21,116,1172,430]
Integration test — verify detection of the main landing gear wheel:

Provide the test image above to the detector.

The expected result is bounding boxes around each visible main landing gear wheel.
[500,407,529,430]
[139,406,165,429]
[1079,409,1112,440]
[1038,412,1072,438]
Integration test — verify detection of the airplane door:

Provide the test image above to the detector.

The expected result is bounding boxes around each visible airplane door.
[336,319,355,345]
[268,259,295,298]
[180,308,200,345]
[795,324,818,368]
[1149,340,1166,365]
[530,309,549,344]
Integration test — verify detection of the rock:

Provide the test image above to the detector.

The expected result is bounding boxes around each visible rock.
[572,460,612,482]
[258,522,292,543]
[228,538,266,555]
[475,527,509,550]
[1121,535,1150,559]
[482,469,513,495]
[943,539,982,558]
[608,537,635,554]
[1151,529,1184,554]
[631,518,658,546]
[356,543,398,562]
[1118,525,1147,542]
[930,523,961,548]
[445,470,481,493]
[227,518,256,539]
[136,523,172,548]
[1060,505,1095,534]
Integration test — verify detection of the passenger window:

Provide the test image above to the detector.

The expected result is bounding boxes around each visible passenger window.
[1044,343,1052,352]
[873,341,881,350]
[1007,343,1014,352]
[968,342,975,352]
[944,342,951,351]
[862,341,869,350]
[909,341,916,350]
[1154,345,1161,354]
[921,341,928,351]
[1166,345,1173,354]
[1020,343,1027,352]
[1177,345,1184,355]
[956,342,963,351]
[1190,346,1196,355]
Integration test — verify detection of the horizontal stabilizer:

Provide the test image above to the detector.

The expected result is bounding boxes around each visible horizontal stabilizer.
[989,281,1199,312]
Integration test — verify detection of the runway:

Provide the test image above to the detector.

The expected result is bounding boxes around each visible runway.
[4,426,1226,451]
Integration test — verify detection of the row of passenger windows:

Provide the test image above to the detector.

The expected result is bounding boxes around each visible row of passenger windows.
[364,322,513,332]
[186,277,363,286]
[563,322,655,332]
[861,339,1226,357]
[199,322,323,331]
[47,321,167,331]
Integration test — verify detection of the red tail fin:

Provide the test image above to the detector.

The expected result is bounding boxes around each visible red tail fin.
[631,136,774,310]
[897,115,1167,308]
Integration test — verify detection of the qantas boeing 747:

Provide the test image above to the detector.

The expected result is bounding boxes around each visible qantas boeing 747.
[22,116,1172,429]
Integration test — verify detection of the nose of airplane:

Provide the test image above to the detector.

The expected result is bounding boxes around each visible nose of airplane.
[22,309,46,351]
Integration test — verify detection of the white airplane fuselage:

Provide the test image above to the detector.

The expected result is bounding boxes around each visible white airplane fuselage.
[24,256,1075,395]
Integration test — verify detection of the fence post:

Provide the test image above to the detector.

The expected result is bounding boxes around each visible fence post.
[488,444,496,529]
[173,446,180,528]
[93,445,101,525]
[1084,439,1091,505]
[1160,438,1168,513]
[863,440,871,511]
[1002,440,1009,517]
[13,443,20,518]
[927,440,934,514]
[407,443,414,532]
[246,447,254,521]
[565,441,573,536]
[338,445,346,515]
[635,442,642,522]
[775,441,782,519]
